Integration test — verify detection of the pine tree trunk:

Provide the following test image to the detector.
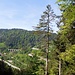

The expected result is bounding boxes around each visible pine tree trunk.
[59,59,61,75]
[45,49,48,75]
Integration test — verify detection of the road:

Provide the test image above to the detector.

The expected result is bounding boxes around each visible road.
[0,59,20,71]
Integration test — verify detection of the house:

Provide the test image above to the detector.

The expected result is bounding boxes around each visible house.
[8,49,20,52]
[32,47,39,50]
[28,53,33,57]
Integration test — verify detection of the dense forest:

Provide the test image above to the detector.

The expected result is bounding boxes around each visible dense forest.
[0,0,75,75]
[0,29,56,52]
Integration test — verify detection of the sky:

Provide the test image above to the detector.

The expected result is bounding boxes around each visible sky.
[0,0,61,33]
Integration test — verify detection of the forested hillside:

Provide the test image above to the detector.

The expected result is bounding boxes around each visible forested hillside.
[0,0,75,75]
[0,29,57,75]
[0,29,56,51]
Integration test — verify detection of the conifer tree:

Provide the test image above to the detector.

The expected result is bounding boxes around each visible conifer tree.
[35,5,55,75]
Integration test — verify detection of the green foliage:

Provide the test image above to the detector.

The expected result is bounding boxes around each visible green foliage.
[59,45,75,75]
[0,29,38,49]
[60,45,75,63]
[0,43,7,52]
[57,0,75,45]
[56,0,75,74]
[0,29,56,52]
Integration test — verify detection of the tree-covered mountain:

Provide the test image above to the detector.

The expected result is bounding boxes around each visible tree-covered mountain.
[0,29,57,51]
